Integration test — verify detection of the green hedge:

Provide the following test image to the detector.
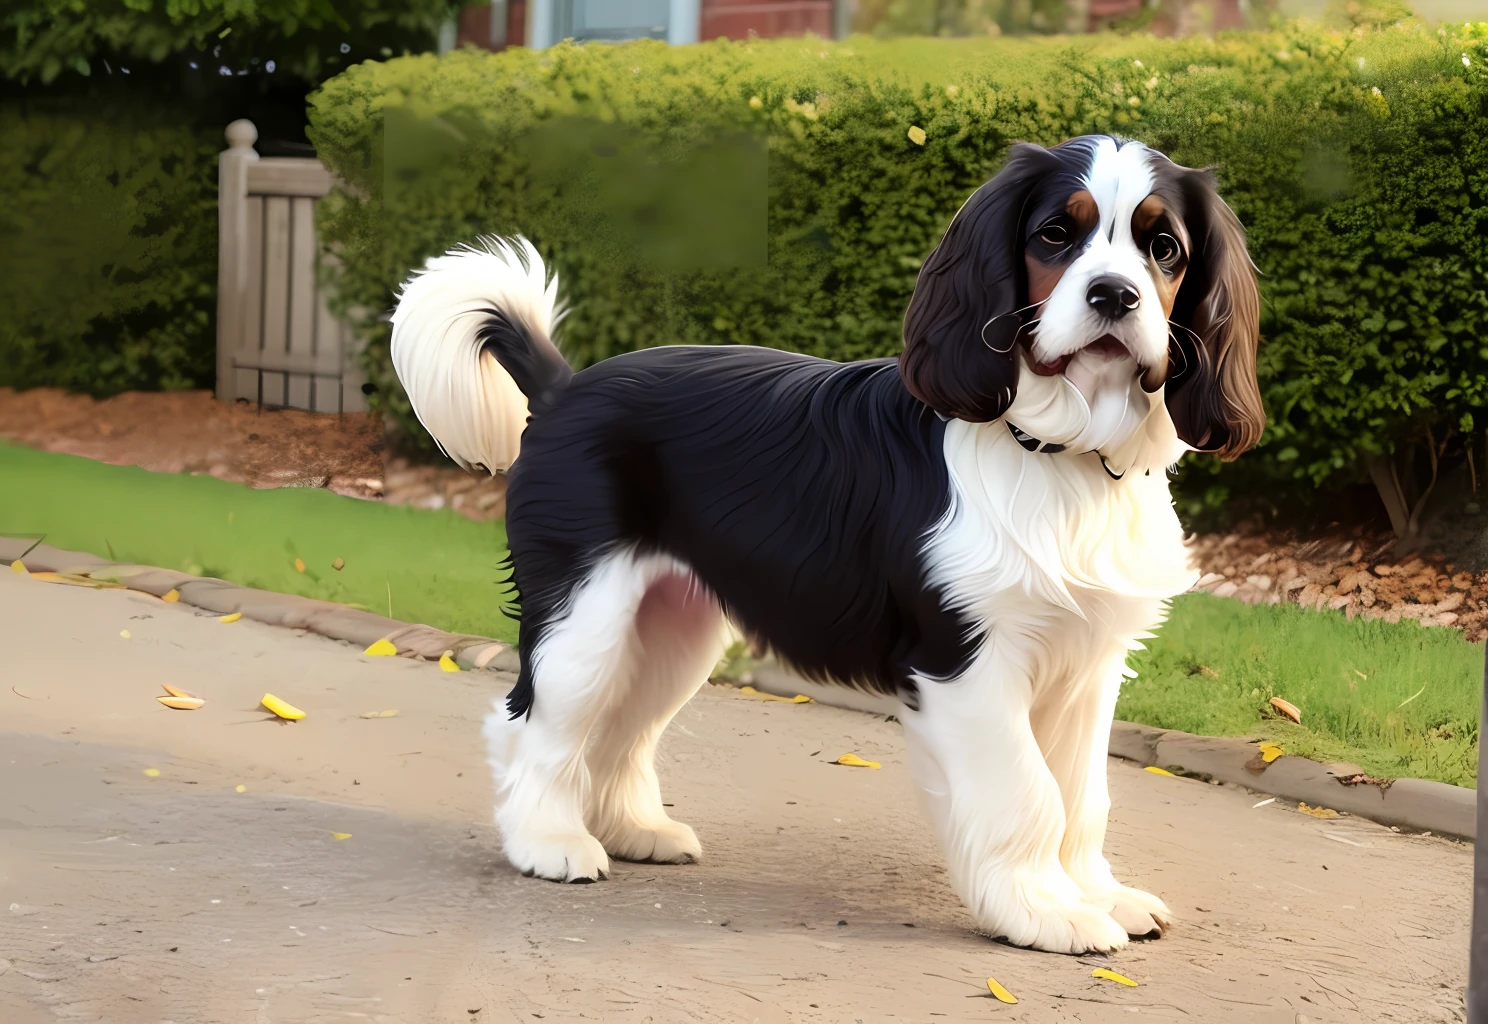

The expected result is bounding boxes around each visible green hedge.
[1,1,460,84]
[307,23,1488,516]
[0,103,219,393]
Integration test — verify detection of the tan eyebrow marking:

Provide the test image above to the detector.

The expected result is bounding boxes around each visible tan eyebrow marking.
[1133,195,1166,234]
[1065,190,1098,234]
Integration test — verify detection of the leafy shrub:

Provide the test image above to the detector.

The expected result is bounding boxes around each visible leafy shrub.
[0,103,218,393]
[309,21,1487,526]
[0,0,455,395]
[1,0,459,84]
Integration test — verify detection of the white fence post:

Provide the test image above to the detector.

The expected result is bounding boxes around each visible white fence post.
[216,120,260,403]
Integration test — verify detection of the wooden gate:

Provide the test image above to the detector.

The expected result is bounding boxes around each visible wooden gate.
[215,119,369,414]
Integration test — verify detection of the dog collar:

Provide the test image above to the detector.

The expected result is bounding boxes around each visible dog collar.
[1007,422,1067,455]
[1006,423,1132,480]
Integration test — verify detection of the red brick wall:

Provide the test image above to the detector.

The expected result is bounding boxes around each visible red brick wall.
[700,0,832,41]
[456,1,528,50]
[457,0,841,49]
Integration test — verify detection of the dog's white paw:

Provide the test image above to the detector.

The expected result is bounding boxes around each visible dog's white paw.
[1087,884,1172,938]
[975,876,1130,954]
[504,830,611,883]
[596,817,702,864]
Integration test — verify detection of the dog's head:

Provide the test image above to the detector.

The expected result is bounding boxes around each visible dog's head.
[899,135,1264,460]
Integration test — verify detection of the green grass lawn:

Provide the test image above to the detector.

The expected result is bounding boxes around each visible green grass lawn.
[0,443,519,645]
[1122,594,1484,787]
[3,442,1483,786]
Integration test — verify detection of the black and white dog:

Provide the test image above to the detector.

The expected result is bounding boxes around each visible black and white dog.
[390,135,1263,954]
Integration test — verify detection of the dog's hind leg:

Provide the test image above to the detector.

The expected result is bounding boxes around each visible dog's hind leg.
[585,569,725,864]
[487,549,653,884]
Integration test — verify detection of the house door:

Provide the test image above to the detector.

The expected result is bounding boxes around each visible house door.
[559,0,671,40]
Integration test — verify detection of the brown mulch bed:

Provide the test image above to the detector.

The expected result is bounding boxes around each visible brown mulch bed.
[0,387,508,518]
[381,457,508,520]
[0,387,386,498]
[2,387,1483,642]
[1188,530,1488,644]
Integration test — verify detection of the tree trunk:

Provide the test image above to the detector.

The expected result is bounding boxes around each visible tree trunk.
[1367,429,1452,551]
[1367,454,1412,540]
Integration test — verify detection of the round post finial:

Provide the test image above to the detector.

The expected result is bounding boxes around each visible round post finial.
[225,119,258,150]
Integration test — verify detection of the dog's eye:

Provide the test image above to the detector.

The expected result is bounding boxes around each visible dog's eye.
[1150,233,1181,266]
[1037,222,1069,247]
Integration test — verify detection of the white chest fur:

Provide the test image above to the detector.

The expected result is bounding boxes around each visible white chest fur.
[922,416,1199,629]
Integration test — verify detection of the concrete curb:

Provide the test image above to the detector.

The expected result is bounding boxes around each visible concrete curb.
[743,662,1478,842]
[0,539,519,673]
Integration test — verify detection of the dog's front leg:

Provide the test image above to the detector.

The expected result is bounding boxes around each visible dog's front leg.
[901,651,1128,955]
[1034,646,1172,939]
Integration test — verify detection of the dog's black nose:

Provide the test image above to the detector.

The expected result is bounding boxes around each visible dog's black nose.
[1087,275,1140,321]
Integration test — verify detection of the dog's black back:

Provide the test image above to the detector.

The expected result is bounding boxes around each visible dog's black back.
[503,345,977,716]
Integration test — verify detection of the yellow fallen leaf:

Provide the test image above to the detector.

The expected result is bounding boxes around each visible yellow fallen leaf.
[331,832,352,841]
[1143,766,1175,776]
[1257,741,1284,763]
[1269,696,1301,723]
[1298,802,1340,819]
[219,611,242,623]
[360,709,400,719]
[162,588,180,602]
[142,768,160,778]
[986,977,1018,1004]
[162,684,196,699]
[294,558,306,573]
[119,629,131,639]
[364,638,397,657]
[834,753,881,770]
[439,652,461,673]
[1092,968,1138,987]
[157,696,206,710]
[907,125,927,145]
[738,685,811,704]
[235,784,247,793]
[10,559,27,574]
[261,693,305,720]
[332,558,345,571]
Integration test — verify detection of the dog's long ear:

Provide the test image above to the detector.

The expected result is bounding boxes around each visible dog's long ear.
[899,144,1054,422]
[1165,171,1265,460]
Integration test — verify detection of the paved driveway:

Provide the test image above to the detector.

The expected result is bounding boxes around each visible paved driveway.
[0,569,1470,1022]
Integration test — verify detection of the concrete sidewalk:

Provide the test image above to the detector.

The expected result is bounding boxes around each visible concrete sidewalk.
[0,568,1471,1022]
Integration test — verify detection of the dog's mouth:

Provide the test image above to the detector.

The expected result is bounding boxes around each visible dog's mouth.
[1024,334,1130,377]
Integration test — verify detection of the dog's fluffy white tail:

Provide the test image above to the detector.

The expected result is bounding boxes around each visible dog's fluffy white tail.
[390,236,569,474]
